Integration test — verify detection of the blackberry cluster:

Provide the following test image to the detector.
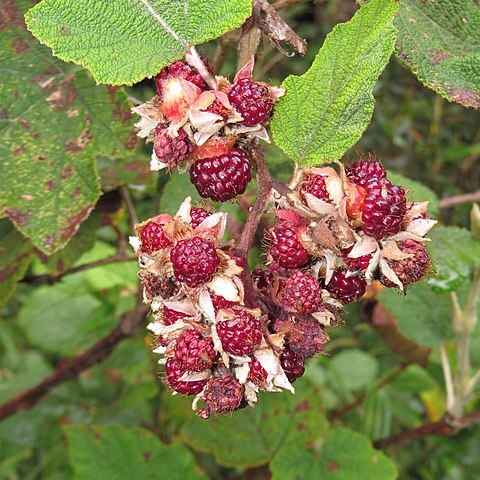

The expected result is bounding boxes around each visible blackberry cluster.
[134,54,284,202]
[132,56,436,420]
[131,197,302,419]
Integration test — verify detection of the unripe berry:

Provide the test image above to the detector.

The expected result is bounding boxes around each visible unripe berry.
[269,224,309,270]
[347,158,386,187]
[228,78,273,126]
[189,148,251,202]
[173,330,215,372]
[190,207,212,229]
[216,310,262,356]
[300,173,332,204]
[248,358,268,386]
[170,237,220,287]
[281,271,323,314]
[141,221,172,253]
[153,126,193,168]
[164,358,207,395]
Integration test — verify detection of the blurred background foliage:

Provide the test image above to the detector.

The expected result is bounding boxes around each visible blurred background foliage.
[1,0,479,479]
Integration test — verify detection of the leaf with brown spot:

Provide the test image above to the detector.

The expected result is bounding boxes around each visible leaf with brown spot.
[0,219,36,307]
[177,382,327,468]
[0,0,148,254]
[271,428,397,480]
[396,0,480,109]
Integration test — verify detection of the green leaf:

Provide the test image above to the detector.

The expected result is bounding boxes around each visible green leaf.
[160,172,202,216]
[378,283,453,348]
[270,428,397,480]
[271,0,398,165]
[395,0,480,109]
[0,220,36,307]
[387,171,439,219]
[25,0,252,85]
[178,382,327,467]
[427,226,480,292]
[0,1,148,254]
[18,285,115,356]
[331,349,379,391]
[64,424,207,480]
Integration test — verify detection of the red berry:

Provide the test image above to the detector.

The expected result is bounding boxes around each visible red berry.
[380,239,430,287]
[269,224,309,270]
[173,330,216,372]
[155,60,212,98]
[211,294,237,312]
[197,376,244,419]
[163,306,187,326]
[342,246,372,272]
[228,78,273,126]
[189,148,251,202]
[190,207,212,229]
[300,174,331,204]
[281,271,323,314]
[141,221,172,253]
[248,358,268,386]
[280,347,305,382]
[153,125,193,168]
[216,310,262,356]
[164,358,207,395]
[347,158,386,188]
[361,179,407,240]
[171,237,220,287]
[325,270,366,304]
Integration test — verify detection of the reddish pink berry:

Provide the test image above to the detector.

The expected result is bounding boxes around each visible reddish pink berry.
[324,270,366,304]
[342,246,372,272]
[361,179,407,240]
[228,78,273,126]
[153,126,193,168]
[190,207,212,229]
[380,239,430,287]
[280,347,305,382]
[281,271,323,314]
[173,330,216,372]
[300,174,331,204]
[216,310,262,356]
[171,237,220,287]
[163,306,187,326]
[248,358,268,386]
[189,148,251,202]
[141,221,172,253]
[197,376,244,419]
[155,60,212,98]
[269,224,309,270]
[164,358,207,395]
[211,294,237,312]
[347,158,386,187]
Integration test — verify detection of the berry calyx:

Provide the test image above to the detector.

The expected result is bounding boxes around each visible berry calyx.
[216,310,262,356]
[197,376,244,419]
[361,179,407,240]
[300,174,332,204]
[324,270,366,304]
[153,126,193,168]
[141,221,172,253]
[228,78,273,126]
[173,330,216,372]
[269,224,309,270]
[190,207,212,229]
[280,347,305,382]
[164,358,207,395]
[171,237,220,287]
[281,271,323,314]
[347,158,386,187]
[189,148,251,202]
[248,358,268,386]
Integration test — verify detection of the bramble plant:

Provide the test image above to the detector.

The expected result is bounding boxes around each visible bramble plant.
[1,0,480,478]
